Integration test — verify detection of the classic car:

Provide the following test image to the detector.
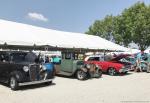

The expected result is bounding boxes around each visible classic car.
[124,53,149,72]
[109,54,132,70]
[0,51,55,90]
[133,52,149,72]
[55,52,102,80]
[84,55,128,76]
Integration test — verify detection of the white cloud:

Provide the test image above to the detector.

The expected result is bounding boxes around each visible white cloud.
[27,12,48,22]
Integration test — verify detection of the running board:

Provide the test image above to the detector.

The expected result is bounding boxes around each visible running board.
[57,71,73,76]
[19,79,53,86]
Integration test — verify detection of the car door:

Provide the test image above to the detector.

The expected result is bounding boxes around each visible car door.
[0,52,10,81]
[86,57,106,71]
[60,59,73,73]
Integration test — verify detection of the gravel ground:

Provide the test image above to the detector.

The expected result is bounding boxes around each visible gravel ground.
[0,72,150,103]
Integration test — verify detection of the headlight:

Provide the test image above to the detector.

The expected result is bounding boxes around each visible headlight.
[42,65,47,71]
[95,64,100,69]
[86,64,91,69]
[23,66,29,72]
[121,66,125,69]
[39,64,42,68]
[95,64,99,68]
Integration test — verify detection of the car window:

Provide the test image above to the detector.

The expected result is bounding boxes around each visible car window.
[65,53,71,59]
[25,52,38,62]
[88,57,100,61]
[125,57,130,61]
[10,53,27,62]
[0,53,9,62]
[119,58,129,62]
[10,52,37,63]
[76,61,84,65]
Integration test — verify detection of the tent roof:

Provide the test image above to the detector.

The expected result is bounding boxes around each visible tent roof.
[0,19,129,52]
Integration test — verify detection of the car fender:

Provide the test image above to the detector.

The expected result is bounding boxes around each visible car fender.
[10,71,26,82]
[108,64,124,72]
[80,67,88,72]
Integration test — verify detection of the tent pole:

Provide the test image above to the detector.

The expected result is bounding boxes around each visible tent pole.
[104,50,106,61]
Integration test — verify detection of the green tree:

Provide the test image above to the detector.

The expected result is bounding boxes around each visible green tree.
[86,15,115,40]
[117,2,150,50]
[86,2,150,50]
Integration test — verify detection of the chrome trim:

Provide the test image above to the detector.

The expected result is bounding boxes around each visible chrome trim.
[119,68,128,73]
[18,79,53,86]
[29,64,40,81]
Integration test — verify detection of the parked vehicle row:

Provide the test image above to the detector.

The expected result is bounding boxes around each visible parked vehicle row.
[1,50,147,90]
[0,50,103,90]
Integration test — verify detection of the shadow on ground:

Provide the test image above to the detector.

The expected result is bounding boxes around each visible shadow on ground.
[19,82,56,91]
[0,82,56,91]
[56,74,103,81]
[102,72,133,76]
[56,75,76,79]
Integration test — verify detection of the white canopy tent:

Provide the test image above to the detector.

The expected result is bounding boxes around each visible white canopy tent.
[110,48,140,55]
[0,19,129,51]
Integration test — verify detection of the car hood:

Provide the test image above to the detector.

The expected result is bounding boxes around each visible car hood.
[94,61,124,67]
[110,54,131,61]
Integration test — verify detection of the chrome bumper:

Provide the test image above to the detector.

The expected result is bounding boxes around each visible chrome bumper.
[19,79,53,86]
[119,69,128,73]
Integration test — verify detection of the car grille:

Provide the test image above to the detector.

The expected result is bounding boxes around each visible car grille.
[29,64,54,81]
[29,64,40,81]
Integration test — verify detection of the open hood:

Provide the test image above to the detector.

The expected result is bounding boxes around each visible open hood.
[110,54,131,61]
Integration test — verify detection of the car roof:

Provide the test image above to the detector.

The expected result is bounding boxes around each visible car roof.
[87,55,104,57]
[0,50,29,54]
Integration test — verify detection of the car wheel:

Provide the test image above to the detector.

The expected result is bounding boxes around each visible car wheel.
[124,71,128,74]
[9,76,18,90]
[76,70,87,80]
[95,69,102,78]
[108,68,116,76]
[147,71,150,73]
[147,64,150,73]
[146,68,150,73]
[45,81,52,85]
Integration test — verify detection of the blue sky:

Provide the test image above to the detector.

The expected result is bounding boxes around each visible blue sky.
[0,0,150,33]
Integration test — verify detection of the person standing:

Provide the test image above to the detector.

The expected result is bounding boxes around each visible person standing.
[146,51,150,73]
[135,50,144,72]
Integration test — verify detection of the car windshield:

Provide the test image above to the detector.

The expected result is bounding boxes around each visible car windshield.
[119,58,130,62]
[88,57,104,61]
[11,52,37,63]
[77,61,84,65]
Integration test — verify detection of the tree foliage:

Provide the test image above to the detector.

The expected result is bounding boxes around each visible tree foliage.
[86,2,150,50]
